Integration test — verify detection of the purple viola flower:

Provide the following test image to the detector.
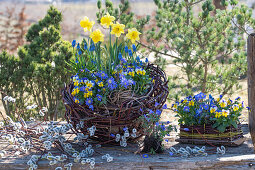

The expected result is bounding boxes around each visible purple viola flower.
[142,154,149,158]
[156,110,161,116]
[183,106,190,112]
[163,104,168,109]
[184,128,189,131]
[161,125,166,131]
[149,110,154,114]
[155,122,159,126]
[80,86,86,91]
[89,105,94,110]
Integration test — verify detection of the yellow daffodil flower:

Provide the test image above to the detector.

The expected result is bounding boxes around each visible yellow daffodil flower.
[80,16,95,32]
[189,100,194,106]
[100,13,115,28]
[126,28,141,43]
[215,112,221,118]
[111,22,125,37]
[90,29,104,44]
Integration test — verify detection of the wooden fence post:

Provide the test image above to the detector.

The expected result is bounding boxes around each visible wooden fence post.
[248,33,255,150]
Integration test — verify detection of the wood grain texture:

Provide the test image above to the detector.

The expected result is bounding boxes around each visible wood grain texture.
[247,33,255,151]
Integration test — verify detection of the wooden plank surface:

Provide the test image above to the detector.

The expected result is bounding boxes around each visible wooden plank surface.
[0,124,254,169]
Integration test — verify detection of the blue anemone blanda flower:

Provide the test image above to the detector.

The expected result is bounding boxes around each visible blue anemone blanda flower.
[86,98,93,106]
[96,94,102,101]
[107,77,117,90]
[120,77,129,88]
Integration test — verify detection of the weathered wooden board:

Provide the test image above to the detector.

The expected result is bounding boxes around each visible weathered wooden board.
[0,124,253,170]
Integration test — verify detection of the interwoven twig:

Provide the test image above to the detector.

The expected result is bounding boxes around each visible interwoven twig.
[62,63,169,143]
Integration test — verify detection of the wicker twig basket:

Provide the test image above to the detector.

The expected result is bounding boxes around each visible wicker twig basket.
[62,63,169,143]
[176,124,245,146]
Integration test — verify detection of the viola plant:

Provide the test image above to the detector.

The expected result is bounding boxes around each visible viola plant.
[139,103,173,154]
[172,93,248,132]
[67,13,152,109]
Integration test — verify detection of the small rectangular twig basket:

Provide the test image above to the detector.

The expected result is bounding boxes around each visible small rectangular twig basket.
[176,124,245,146]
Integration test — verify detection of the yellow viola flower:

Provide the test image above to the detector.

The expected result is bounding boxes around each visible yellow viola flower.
[128,71,135,77]
[227,99,232,105]
[88,90,93,96]
[222,109,229,117]
[98,82,104,87]
[86,81,94,88]
[100,13,115,28]
[84,92,89,98]
[189,100,194,106]
[183,99,187,104]
[233,104,239,111]
[74,99,80,104]
[220,100,227,108]
[80,16,95,32]
[90,29,104,44]
[74,80,79,86]
[71,90,76,96]
[238,103,243,108]
[126,28,141,43]
[210,107,216,113]
[111,22,125,37]
[215,112,221,118]
[172,104,177,109]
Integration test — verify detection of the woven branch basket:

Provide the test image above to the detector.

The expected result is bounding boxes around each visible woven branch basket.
[62,64,169,144]
[176,124,245,146]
